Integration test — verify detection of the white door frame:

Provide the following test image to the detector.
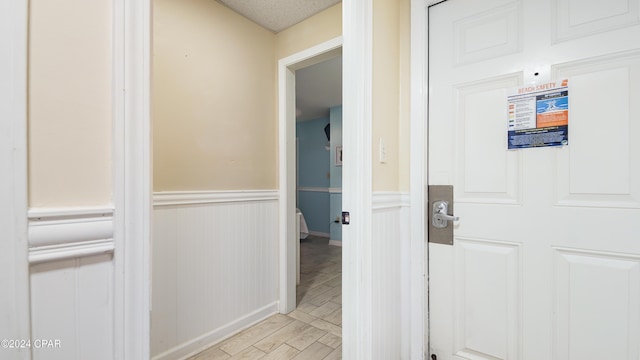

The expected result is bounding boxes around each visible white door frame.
[0,1,31,358]
[278,36,343,313]
[0,0,152,358]
[409,0,427,358]
[112,0,152,358]
[409,0,441,358]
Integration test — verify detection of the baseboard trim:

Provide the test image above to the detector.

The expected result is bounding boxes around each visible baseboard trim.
[329,240,342,247]
[154,190,278,207]
[151,302,278,360]
[308,231,330,238]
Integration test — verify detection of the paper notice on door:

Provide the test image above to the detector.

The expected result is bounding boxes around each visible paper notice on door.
[507,79,569,149]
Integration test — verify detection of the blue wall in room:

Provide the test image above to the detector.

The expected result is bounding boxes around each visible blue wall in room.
[297,117,330,188]
[296,107,343,240]
[298,191,330,234]
[297,117,330,235]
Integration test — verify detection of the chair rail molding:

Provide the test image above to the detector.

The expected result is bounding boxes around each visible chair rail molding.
[372,192,411,211]
[154,190,278,206]
[297,186,330,193]
[27,207,115,263]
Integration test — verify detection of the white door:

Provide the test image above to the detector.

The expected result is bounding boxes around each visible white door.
[428,0,640,359]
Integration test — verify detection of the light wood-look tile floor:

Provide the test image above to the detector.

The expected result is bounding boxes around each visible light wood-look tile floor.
[188,235,342,360]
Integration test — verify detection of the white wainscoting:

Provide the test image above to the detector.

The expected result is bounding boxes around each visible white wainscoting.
[151,191,280,360]
[27,207,116,360]
[372,192,411,359]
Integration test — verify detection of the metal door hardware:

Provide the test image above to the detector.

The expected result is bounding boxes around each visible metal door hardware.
[341,211,350,225]
[427,185,459,245]
[432,200,459,228]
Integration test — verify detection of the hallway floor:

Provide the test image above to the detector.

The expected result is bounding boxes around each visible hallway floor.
[189,235,342,360]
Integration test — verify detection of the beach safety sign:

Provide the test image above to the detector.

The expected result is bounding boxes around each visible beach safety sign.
[507,79,569,149]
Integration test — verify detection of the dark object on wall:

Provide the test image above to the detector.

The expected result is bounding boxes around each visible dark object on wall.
[324,124,330,141]
[341,211,350,225]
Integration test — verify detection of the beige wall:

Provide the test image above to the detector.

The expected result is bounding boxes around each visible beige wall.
[275,4,342,60]
[28,0,406,200]
[153,0,342,192]
[398,0,411,191]
[153,0,277,191]
[372,0,410,192]
[28,0,113,207]
[153,0,412,193]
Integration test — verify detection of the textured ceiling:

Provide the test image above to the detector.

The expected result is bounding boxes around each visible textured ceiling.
[217,0,341,33]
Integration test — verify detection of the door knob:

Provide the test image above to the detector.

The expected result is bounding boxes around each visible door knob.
[432,200,459,229]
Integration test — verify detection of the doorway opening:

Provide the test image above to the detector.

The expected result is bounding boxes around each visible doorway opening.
[277,38,343,314]
[294,53,343,327]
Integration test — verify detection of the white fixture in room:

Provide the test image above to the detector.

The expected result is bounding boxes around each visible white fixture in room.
[379,137,387,163]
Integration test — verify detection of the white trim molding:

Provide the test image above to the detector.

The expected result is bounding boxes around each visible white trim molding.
[372,192,411,211]
[154,190,278,206]
[113,0,152,357]
[151,302,278,360]
[28,207,114,247]
[329,240,343,247]
[27,207,115,263]
[297,187,343,194]
[29,239,115,264]
[309,231,331,238]
[297,186,328,192]
[28,206,114,219]
[0,0,31,352]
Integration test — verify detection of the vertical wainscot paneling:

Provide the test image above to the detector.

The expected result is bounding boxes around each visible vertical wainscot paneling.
[151,191,279,360]
[371,192,411,359]
[27,208,115,360]
[30,254,114,360]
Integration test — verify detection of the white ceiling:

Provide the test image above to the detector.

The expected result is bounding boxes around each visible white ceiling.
[217,0,343,122]
[295,55,342,121]
[216,0,341,33]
